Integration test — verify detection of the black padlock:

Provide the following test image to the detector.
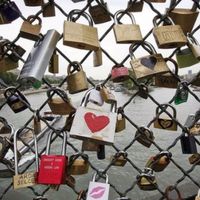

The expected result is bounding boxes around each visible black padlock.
[97,144,105,160]
[180,134,197,154]
[138,84,148,99]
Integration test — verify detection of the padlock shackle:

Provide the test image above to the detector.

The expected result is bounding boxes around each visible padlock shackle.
[155,151,172,159]
[164,57,179,76]
[14,127,39,175]
[114,9,136,25]
[92,171,109,183]
[67,61,83,75]
[156,103,177,118]
[67,9,94,26]
[187,33,200,45]
[26,15,42,25]
[141,41,157,55]
[47,87,70,103]
[153,15,174,27]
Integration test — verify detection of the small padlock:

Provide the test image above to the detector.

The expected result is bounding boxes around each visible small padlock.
[47,87,75,115]
[20,15,42,41]
[154,104,177,131]
[138,84,148,99]
[4,87,30,113]
[187,33,200,61]
[48,51,59,73]
[87,172,110,200]
[196,189,200,200]
[180,134,197,154]
[126,0,144,12]
[89,0,111,24]
[188,153,200,165]
[110,151,127,167]
[88,86,104,106]
[153,15,187,49]
[67,61,89,94]
[165,185,182,200]
[135,126,154,148]
[100,86,116,104]
[113,10,143,44]
[33,111,41,135]
[81,139,99,151]
[115,107,126,133]
[13,129,39,189]
[111,64,129,83]
[174,82,189,105]
[97,144,105,160]
[41,0,55,17]
[137,168,157,191]
[93,47,102,67]
[145,151,172,172]
[24,0,42,6]
[189,122,200,136]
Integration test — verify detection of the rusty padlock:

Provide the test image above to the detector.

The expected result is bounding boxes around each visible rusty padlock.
[127,0,144,12]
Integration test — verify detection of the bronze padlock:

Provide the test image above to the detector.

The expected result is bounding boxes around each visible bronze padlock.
[81,139,99,151]
[42,0,55,17]
[188,153,200,165]
[115,107,126,133]
[24,0,42,6]
[67,61,88,94]
[189,122,200,136]
[33,112,41,135]
[100,86,116,104]
[49,51,59,73]
[110,151,128,167]
[127,0,144,12]
[47,87,75,115]
[0,56,18,72]
[93,47,102,67]
[154,104,177,131]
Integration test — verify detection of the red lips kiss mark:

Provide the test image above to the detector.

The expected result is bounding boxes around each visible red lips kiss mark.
[89,186,106,199]
[84,112,110,133]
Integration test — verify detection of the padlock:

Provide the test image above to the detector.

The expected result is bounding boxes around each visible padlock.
[68,153,89,175]
[20,15,42,41]
[47,87,75,115]
[81,139,99,151]
[48,51,59,73]
[4,87,30,113]
[37,131,68,185]
[153,15,187,49]
[67,61,89,94]
[165,185,182,200]
[110,151,127,167]
[154,104,177,131]
[130,41,170,80]
[88,86,104,106]
[189,123,200,136]
[93,47,102,67]
[113,10,143,44]
[100,86,116,104]
[168,1,199,35]
[0,56,18,72]
[115,107,126,132]
[137,168,157,191]
[188,153,200,165]
[89,0,111,24]
[135,126,154,148]
[187,33,200,61]
[87,172,110,200]
[0,1,20,22]
[24,0,42,6]
[196,189,200,200]
[138,84,148,99]
[180,134,197,154]
[145,151,172,172]
[63,9,100,51]
[33,111,41,135]
[13,128,39,189]
[42,0,55,17]
[174,82,188,105]
[126,0,144,12]
[97,144,105,160]
[111,64,129,83]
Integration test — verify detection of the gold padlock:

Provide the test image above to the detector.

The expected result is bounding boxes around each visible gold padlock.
[33,112,41,135]
[153,15,187,49]
[189,123,200,136]
[127,0,144,12]
[67,61,88,94]
[188,153,200,165]
[81,139,99,151]
[154,104,177,131]
[115,107,126,133]
[100,86,116,104]
[49,51,59,73]
[42,0,55,17]
[0,56,18,72]
[93,47,102,67]
[110,151,127,167]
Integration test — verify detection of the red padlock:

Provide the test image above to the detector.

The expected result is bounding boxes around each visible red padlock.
[37,131,68,185]
[111,65,129,82]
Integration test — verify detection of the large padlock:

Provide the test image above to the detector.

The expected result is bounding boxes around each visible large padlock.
[47,87,75,115]
[41,0,55,17]
[63,9,100,51]
[13,128,39,189]
[126,0,144,12]
[187,33,200,61]
[100,86,116,104]
[4,87,30,113]
[196,189,200,200]
[174,82,188,105]
[20,15,42,41]
[48,51,59,73]
[137,168,157,191]
[88,86,104,106]
[153,15,187,49]
[110,151,127,167]
[70,93,117,145]
[115,107,126,133]
[24,0,42,6]
[67,61,88,94]
[87,172,110,200]
[154,104,177,131]
[113,10,143,44]
[130,41,170,80]
[135,126,154,148]
[145,151,172,172]
[93,47,102,67]
[168,0,199,35]
[111,64,129,83]
[188,153,200,165]
[165,186,182,200]
[37,131,68,185]
[89,0,111,24]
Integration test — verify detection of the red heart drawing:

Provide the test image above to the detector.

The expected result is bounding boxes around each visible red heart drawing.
[84,112,110,133]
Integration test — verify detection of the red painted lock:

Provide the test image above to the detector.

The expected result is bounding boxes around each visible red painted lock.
[37,131,68,185]
[111,65,129,83]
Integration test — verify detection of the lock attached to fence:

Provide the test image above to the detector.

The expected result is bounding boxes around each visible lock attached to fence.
[165,185,182,200]
[110,151,128,167]
[47,87,75,115]
[42,0,55,17]
[37,131,68,185]
[187,33,200,61]
[188,153,200,165]
[111,64,129,83]
[100,86,116,104]
[113,10,143,44]
[115,107,126,133]
[88,86,104,106]
[154,104,177,131]
[48,51,59,74]
[67,61,88,94]
[174,82,188,105]
[81,139,99,152]
[126,0,144,12]
[13,128,39,189]
[153,15,187,49]
[63,9,100,51]
[24,0,42,6]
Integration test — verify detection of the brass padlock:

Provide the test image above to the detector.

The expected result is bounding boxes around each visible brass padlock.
[154,104,177,131]
[47,87,75,115]
[188,153,200,165]
[127,0,144,12]
[93,47,102,67]
[113,10,143,44]
[89,0,111,24]
[115,107,126,133]
[81,139,99,151]
[42,0,55,17]
[20,15,42,41]
[153,15,187,49]
[100,86,116,104]
[135,126,154,148]
[0,56,18,72]
[187,33,200,61]
[24,0,42,6]
[67,61,88,94]
[189,122,200,136]
[110,151,127,167]
[49,51,59,73]
[33,112,41,135]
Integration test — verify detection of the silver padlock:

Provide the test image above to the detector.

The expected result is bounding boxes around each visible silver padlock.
[88,86,104,106]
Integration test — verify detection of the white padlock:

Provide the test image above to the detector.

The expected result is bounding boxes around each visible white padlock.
[88,86,104,106]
